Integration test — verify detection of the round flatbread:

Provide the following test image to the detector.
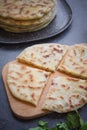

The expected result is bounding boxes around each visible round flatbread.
[0,7,56,32]
[0,0,57,32]
[0,6,56,26]
[0,0,56,20]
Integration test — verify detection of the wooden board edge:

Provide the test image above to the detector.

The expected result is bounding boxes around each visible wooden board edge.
[2,61,51,120]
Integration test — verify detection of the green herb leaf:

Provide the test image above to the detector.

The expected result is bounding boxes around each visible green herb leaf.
[29,126,43,130]
[66,111,81,129]
[38,120,48,129]
[76,111,84,127]
[29,121,48,130]
[29,111,87,130]
[50,127,57,130]
[56,122,68,130]
[79,122,87,130]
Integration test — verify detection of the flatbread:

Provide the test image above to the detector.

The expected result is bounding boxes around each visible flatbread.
[7,61,50,106]
[58,45,87,79]
[0,0,56,32]
[17,44,68,72]
[43,73,87,113]
[0,7,56,32]
[0,7,56,26]
[0,0,56,20]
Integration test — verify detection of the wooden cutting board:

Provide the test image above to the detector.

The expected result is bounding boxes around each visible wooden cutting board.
[2,61,69,119]
[2,44,87,119]
[2,61,52,119]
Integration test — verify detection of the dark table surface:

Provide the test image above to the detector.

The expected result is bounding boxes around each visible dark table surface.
[0,0,87,130]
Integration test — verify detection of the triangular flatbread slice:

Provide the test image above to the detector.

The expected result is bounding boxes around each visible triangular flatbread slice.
[58,45,87,79]
[7,61,50,106]
[17,44,68,72]
[43,72,87,113]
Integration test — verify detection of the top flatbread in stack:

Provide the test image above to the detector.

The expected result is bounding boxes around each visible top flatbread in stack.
[17,44,68,72]
[58,45,87,79]
[0,0,57,33]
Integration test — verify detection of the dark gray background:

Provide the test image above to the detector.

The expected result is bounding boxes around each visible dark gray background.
[0,0,87,130]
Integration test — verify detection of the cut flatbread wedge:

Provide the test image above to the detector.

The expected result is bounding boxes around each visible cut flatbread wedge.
[58,45,87,79]
[7,61,50,106]
[43,72,87,113]
[17,44,68,72]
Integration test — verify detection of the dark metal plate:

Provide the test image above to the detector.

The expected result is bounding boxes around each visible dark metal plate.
[0,0,72,44]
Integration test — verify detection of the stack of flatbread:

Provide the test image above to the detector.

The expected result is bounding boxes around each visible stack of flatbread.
[0,0,57,33]
[6,43,87,113]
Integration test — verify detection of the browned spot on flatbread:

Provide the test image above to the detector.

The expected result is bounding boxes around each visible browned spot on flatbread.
[16,72,23,77]
[67,77,79,82]
[61,84,70,90]
[48,97,56,100]
[44,73,49,78]
[29,74,34,82]
[51,81,57,86]
[69,94,86,108]
[26,71,31,74]
[52,105,56,109]
[57,104,63,109]
[17,88,20,92]
[31,93,36,101]
[53,48,63,53]
[59,96,64,100]
[39,81,45,84]
[79,85,87,91]
[72,62,79,66]
[9,82,16,85]
[80,70,86,74]
[24,80,28,83]
[19,7,24,14]
[9,70,14,74]
[43,55,50,58]
[68,54,72,58]
[73,49,76,56]
[31,13,36,16]
[83,60,87,64]
[21,65,26,70]
[28,86,41,90]
[10,76,18,80]
[81,49,85,54]
[31,53,34,57]
[80,58,83,62]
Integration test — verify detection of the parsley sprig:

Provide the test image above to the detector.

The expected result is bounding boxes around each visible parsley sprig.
[29,111,87,130]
